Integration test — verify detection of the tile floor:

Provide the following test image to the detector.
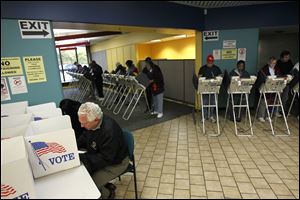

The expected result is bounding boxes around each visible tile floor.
[111,114,299,199]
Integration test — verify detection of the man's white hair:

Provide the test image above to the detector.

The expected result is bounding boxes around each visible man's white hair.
[78,102,103,122]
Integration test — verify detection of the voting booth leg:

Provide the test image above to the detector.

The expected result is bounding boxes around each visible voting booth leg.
[106,85,120,108]
[253,93,263,125]
[101,83,114,106]
[287,92,298,119]
[200,94,206,135]
[245,93,254,136]
[123,89,144,120]
[214,94,221,137]
[113,86,131,115]
[102,84,117,107]
[224,95,230,121]
[107,85,124,110]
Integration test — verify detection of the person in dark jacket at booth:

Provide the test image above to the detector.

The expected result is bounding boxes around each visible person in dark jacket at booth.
[146,57,165,119]
[90,61,104,99]
[198,55,223,123]
[77,102,128,199]
[59,99,85,140]
[227,60,251,122]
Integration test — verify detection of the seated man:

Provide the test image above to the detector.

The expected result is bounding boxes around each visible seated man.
[77,102,129,199]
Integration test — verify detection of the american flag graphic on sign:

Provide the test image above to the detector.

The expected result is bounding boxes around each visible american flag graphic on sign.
[1,184,16,197]
[31,142,66,157]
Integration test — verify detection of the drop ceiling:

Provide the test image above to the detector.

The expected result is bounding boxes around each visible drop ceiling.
[171,1,288,8]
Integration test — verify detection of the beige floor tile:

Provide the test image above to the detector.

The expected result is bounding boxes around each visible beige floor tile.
[202,163,217,172]
[223,186,241,199]
[189,159,202,167]
[164,158,176,166]
[152,154,165,162]
[282,179,299,190]
[268,161,287,170]
[219,176,237,187]
[230,164,245,173]
[189,166,203,175]
[144,177,160,188]
[241,193,259,199]
[147,168,162,178]
[176,162,189,170]
[204,171,219,181]
[165,152,177,159]
[276,195,296,199]
[190,175,205,185]
[124,191,141,199]
[189,153,201,160]
[160,174,175,184]
[201,156,214,164]
[158,183,174,195]
[175,170,189,179]
[256,188,277,199]
[233,173,251,182]
[217,167,233,177]
[173,189,190,199]
[245,168,263,178]
[150,161,163,169]
[175,179,190,190]
[136,164,150,173]
[275,169,296,179]
[207,191,224,199]
[177,155,189,163]
[227,157,241,165]
[141,187,158,199]
[290,189,299,199]
[190,184,206,196]
[250,177,270,189]
[257,165,276,174]
[156,194,173,199]
[237,182,256,194]
[269,183,293,196]
[263,173,283,184]
[162,165,176,174]
[215,160,229,168]
[136,172,147,181]
[205,180,222,192]
[127,181,144,192]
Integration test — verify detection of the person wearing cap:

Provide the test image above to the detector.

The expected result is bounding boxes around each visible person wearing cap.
[112,62,127,75]
[77,102,128,199]
[198,55,222,123]
[145,57,165,118]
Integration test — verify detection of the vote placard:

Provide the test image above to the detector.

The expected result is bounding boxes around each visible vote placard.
[1,136,36,199]
[25,129,80,178]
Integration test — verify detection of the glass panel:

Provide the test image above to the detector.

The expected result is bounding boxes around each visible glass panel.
[60,49,77,83]
[77,46,88,66]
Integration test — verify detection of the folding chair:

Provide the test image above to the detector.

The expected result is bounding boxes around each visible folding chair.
[116,129,138,199]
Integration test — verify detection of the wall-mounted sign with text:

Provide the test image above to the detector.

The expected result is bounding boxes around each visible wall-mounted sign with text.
[18,20,52,39]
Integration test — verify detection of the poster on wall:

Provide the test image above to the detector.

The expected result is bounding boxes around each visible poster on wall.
[23,56,47,83]
[8,76,28,94]
[222,49,237,59]
[1,77,11,101]
[1,57,24,77]
[223,40,236,49]
[238,48,247,61]
[213,49,221,60]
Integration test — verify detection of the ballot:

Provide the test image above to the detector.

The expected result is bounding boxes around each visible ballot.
[1,136,36,199]
[24,129,80,178]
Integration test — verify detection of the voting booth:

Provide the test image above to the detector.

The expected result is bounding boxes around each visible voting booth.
[1,136,36,199]
[102,74,150,120]
[25,129,80,178]
[26,102,56,113]
[32,108,62,120]
[225,76,257,136]
[254,75,293,136]
[1,113,33,129]
[66,72,92,102]
[1,124,29,139]
[1,101,28,117]
[197,76,223,136]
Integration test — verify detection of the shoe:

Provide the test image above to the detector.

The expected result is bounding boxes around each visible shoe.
[157,113,163,118]
[275,112,282,118]
[105,183,116,191]
[151,111,158,115]
[258,117,265,122]
[210,117,216,123]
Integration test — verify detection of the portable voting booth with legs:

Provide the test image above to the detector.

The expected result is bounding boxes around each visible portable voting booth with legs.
[198,77,223,136]
[225,76,257,136]
[254,75,293,136]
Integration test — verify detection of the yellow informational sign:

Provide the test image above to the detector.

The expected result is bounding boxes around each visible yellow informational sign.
[222,49,237,59]
[1,57,24,76]
[23,56,47,83]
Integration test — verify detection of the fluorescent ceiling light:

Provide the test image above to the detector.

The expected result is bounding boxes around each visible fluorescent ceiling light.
[150,39,161,43]
[173,35,186,39]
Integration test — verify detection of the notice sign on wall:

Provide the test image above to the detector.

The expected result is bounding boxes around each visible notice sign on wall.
[1,77,11,101]
[8,76,28,94]
[222,49,237,59]
[23,56,47,83]
[1,57,24,77]
[18,20,52,39]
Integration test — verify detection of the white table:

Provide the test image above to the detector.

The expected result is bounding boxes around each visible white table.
[34,165,101,199]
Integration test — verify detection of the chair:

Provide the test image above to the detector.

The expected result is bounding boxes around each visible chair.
[117,129,138,199]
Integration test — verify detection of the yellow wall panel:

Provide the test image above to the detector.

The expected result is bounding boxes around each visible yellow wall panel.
[116,47,124,65]
[106,49,113,72]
